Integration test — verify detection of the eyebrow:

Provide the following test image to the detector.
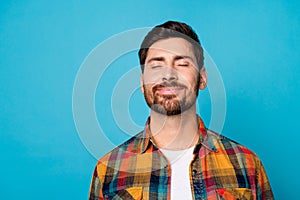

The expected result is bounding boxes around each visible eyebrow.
[146,57,165,63]
[146,55,194,64]
[174,55,194,62]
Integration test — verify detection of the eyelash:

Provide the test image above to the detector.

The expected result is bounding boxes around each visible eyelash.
[178,64,188,67]
[151,65,162,69]
[149,63,189,69]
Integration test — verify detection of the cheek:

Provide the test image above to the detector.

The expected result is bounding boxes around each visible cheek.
[180,72,199,86]
[142,72,160,85]
[144,85,154,99]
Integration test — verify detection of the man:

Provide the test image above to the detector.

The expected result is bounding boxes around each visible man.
[88,21,274,200]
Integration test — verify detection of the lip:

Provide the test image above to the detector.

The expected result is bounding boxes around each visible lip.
[155,87,184,95]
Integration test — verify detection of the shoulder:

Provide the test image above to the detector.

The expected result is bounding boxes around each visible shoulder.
[207,129,261,163]
[96,131,144,164]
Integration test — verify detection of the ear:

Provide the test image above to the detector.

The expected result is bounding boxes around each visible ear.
[140,73,144,94]
[199,66,207,90]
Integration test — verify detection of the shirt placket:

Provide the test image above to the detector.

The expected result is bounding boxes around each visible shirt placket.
[190,157,207,200]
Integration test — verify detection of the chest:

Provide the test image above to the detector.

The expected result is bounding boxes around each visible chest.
[101,152,256,199]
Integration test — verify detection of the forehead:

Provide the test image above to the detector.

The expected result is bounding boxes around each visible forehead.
[146,37,195,61]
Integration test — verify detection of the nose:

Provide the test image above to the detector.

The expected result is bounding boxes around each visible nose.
[162,66,178,82]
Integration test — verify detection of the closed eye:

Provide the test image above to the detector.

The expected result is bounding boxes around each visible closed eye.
[176,63,189,67]
[151,65,163,69]
[175,60,190,67]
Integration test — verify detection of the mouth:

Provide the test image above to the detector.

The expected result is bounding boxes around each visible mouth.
[155,86,184,95]
[153,82,186,96]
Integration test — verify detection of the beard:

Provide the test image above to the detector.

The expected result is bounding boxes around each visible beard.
[143,77,200,116]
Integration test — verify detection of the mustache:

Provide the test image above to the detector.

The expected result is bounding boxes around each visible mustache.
[152,81,187,91]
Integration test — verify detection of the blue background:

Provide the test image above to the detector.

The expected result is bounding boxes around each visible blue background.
[1,1,299,199]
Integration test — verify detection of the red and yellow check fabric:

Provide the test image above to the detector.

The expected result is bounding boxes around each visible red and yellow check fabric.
[89,116,274,200]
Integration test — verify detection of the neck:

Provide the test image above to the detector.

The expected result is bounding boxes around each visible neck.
[149,105,199,150]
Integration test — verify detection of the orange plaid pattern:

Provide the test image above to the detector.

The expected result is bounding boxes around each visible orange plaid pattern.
[89,116,274,199]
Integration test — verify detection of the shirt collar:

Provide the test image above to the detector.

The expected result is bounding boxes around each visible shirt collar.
[139,115,218,154]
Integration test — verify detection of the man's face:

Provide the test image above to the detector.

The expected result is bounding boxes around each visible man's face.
[140,37,207,115]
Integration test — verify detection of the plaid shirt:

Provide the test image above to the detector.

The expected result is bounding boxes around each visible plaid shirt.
[89,116,274,200]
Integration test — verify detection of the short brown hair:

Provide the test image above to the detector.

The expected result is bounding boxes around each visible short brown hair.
[138,21,204,72]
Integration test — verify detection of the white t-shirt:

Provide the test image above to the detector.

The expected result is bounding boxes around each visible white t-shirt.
[160,146,195,200]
